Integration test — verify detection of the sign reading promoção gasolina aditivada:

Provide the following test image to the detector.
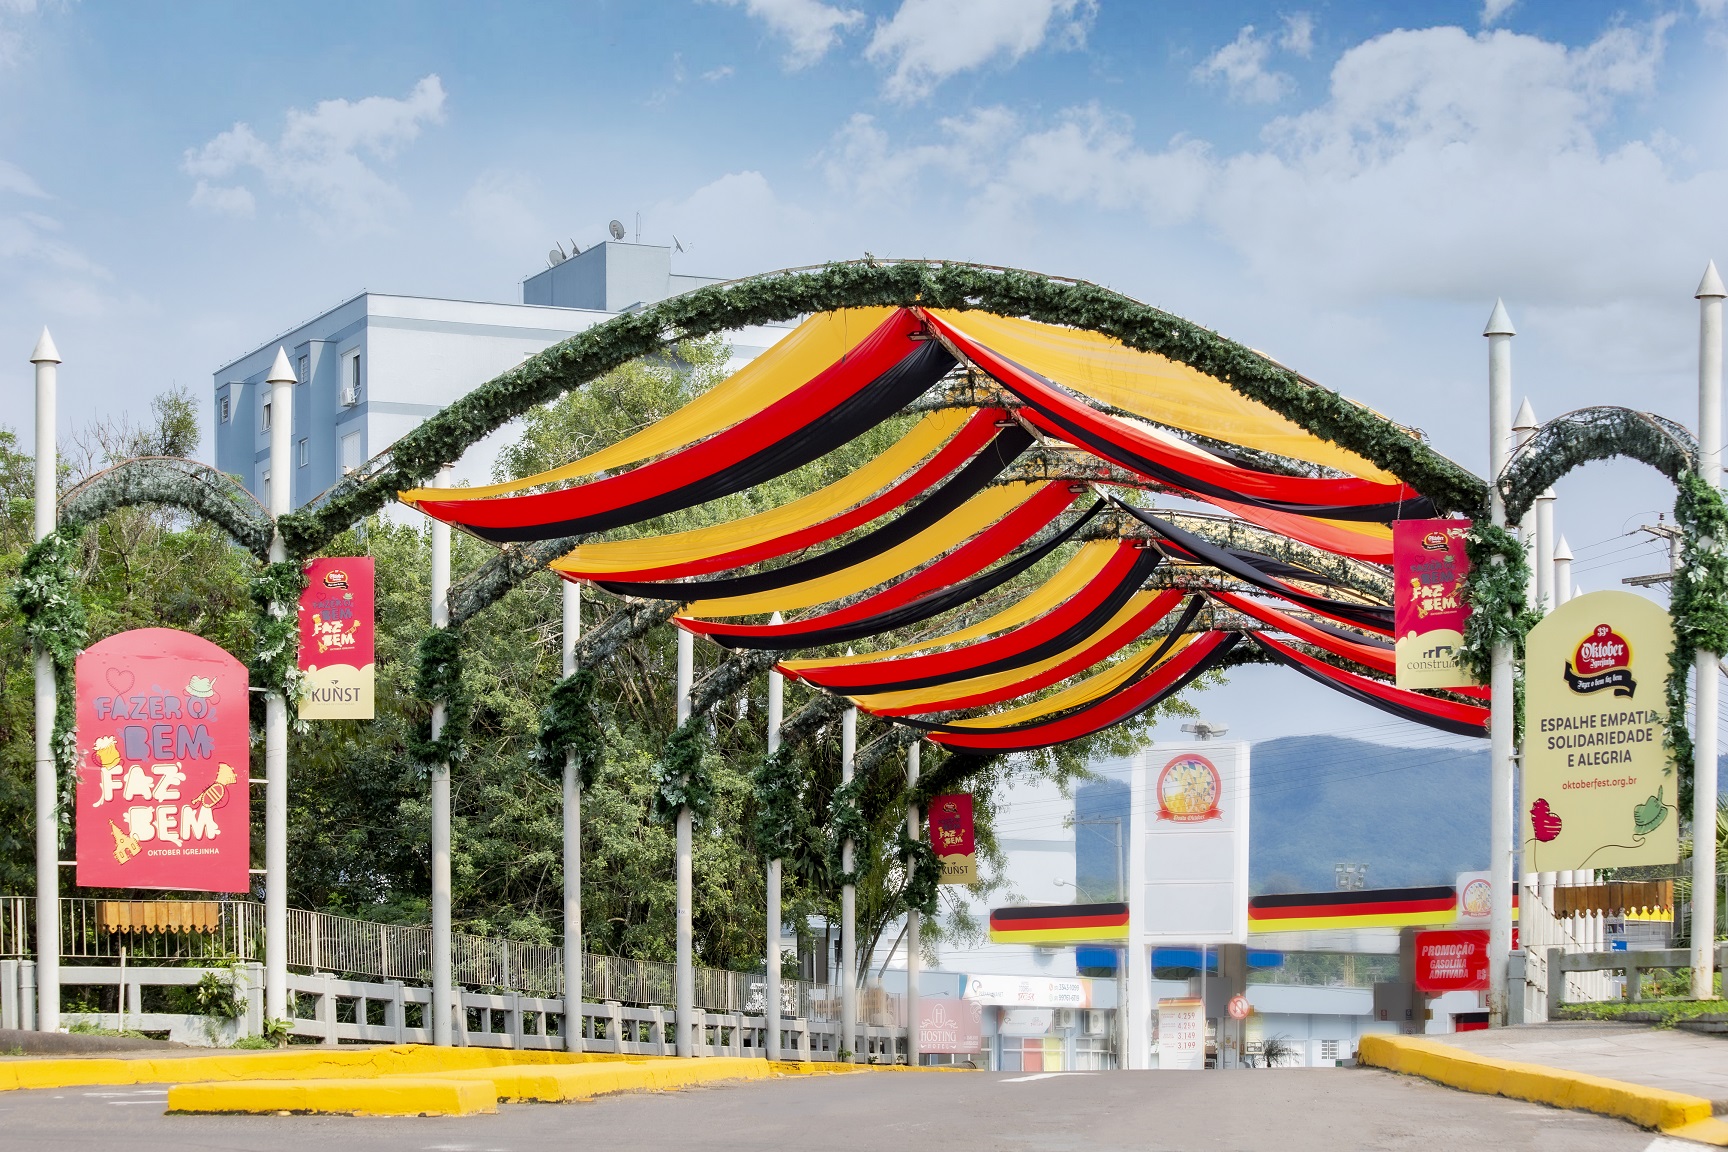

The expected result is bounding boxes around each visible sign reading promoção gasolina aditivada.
[1523,590,1677,872]
[74,627,250,892]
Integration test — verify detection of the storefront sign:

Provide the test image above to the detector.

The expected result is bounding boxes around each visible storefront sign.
[965,973,1090,1008]
[1133,741,1250,943]
[1523,591,1678,871]
[919,998,983,1054]
[1393,519,1472,689]
[297,557,375,719]
[1414,929,1490,992]
[930,792,978,884]
[75,628,250,892]
[1157,998,1204,1070]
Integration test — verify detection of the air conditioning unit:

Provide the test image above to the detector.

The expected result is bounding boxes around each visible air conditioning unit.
[1083,1010,1107,1036]
[1052,1009,1075,1029]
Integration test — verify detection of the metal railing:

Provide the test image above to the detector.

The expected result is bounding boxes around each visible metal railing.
[3,896,823,1013]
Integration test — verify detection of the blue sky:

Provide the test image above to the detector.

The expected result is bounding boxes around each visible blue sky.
[6,0,1728,743]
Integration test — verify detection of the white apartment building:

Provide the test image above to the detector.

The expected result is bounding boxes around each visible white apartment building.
[212,240,787,510]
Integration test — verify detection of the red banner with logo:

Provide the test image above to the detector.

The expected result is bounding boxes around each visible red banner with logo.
[930,792,978,884]
[1414,929,1490,992]
[298,557,375,719]
[1393,519,1472,689]
[75,628,250,892]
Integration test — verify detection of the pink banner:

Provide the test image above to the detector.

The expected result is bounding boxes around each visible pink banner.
[930,792,978,884]
[1393,518,1472,689]
[298,557,375,719]
[75,628,250,892]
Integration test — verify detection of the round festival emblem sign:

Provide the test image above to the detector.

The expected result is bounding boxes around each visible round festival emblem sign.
[1565,623,1636,698]
[1460,877,1491,919]
[1156,753,1222,822]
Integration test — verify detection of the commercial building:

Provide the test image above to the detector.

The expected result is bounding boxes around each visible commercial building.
[211,240,787,511]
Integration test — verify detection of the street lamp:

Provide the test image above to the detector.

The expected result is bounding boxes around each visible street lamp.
[1181,721,1229,740]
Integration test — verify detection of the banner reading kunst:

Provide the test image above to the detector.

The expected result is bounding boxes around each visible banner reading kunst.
[1523,590,1678,872]
[74,628,250,892]
[1393,518,1472,689]
[297,557,375,719]
[931,792,978,884]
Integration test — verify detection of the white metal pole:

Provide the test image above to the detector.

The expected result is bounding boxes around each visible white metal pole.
[263,347,295,1031]
[905,739,921,1066]
[1514,400,1539,609]
[428,464,454,1046]
[675,626,694,1057]
[1485,300,1517,1025]
[839,701,857,1062]
[765,613,784,1061]
[1535,490,1556,615]
[1693,260,1724,999]
[30,329,60,1033]
[1553,537,1573,607]
[561,579,583,1052]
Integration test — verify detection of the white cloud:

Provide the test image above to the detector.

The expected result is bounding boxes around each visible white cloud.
[866,0,1095,102]
[1281,12,1316,57]
[1482,0,1516,26]
[181,74,446,232]
[702,64,735,81]
[819,19,1717,308]
[710,0,863,69]
[0,157,45,198]
[1194,25,1294,104]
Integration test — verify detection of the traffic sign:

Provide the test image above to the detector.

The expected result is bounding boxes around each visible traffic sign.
[1227,994,1250,1020]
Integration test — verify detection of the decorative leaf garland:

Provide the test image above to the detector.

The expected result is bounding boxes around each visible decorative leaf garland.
[1458,524,1540,742]
[651,719,714,822]
[14,525,88,781]
[825,773,873,886]
[248,561,307,707]
[59,456,274,560]
[1500,407,1698,527]
[408,626,469,767]
[276,259,1486,557]
[751,745,805,862]
[895,820,941,917]
[1665,471,1728,807]
[533,668,603,789]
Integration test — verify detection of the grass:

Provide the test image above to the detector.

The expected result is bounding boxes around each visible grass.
[1557,998,1728,1027]
[65,1021,150,1039]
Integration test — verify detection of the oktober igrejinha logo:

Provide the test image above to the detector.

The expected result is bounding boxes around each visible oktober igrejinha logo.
[1564,623,1635,698]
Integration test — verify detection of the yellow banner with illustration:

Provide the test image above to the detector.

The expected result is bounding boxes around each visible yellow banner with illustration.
[1523,590,1677,872]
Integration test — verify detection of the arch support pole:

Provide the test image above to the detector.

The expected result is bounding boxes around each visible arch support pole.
[264,348,295,1031]
[428,465,454,1046]
[30,330,60,1033]
[840,705,858,1062]
[1485,301,1517,1025]
[675,627,695,1057]
[765,616,784,1062]
[562,579,583,1051]
[905,740,921,1066]
[1694,261,1724,999]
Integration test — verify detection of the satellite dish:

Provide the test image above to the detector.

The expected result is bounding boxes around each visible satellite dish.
[608,219,626,241]
[547,246,567,267]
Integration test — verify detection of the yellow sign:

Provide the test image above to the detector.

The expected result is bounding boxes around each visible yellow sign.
[1523,590,1678,871]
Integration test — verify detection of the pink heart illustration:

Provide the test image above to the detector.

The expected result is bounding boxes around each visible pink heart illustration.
[106,667,135,696]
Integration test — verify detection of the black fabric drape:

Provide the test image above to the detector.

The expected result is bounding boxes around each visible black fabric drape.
[596,423,1033,600]
[469,341,958,542]
[705,500,1109,651]
[1245,633,1485,738]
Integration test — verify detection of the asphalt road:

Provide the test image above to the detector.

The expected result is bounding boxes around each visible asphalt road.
[0,1067,1684,1151]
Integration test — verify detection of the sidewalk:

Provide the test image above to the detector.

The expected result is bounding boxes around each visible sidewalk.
[1358,1023,1728,1145]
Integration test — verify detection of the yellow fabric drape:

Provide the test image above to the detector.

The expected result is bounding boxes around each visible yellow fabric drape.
[778,540,1122,673]
[551,409,975,577]
[936,633,1197,729]
[847,593,1187,714]
[926,309,1396,482]
[683,484,1047,618]
[401,306,898,506]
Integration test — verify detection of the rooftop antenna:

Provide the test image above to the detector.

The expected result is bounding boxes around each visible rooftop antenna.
[672,234,685,254]
[546,243,568,268]
[608,219,626,241]
[1180,720,1229,740]
[635,211,641,242]
[569,238,581,256]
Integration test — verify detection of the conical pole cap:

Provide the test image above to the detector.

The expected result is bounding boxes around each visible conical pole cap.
[1698,260,1725,300]
[1514,398,1537,431]
[1484,299,1516,337]
[30,327,60,364]
[266,346,296,385]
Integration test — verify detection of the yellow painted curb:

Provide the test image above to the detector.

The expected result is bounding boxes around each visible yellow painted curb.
[443,1056,773,1102]
[1357,1034,1714,1134]
[1664,1118,1728,1146]
[0,1045,633,1093]
[167,1076,498,1117]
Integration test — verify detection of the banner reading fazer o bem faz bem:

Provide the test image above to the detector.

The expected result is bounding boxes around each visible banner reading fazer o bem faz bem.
[75,627,250,892]
[1393,518,1473,689]
[297,556,375,719]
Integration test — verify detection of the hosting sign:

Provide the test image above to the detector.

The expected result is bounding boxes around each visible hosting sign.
[75,628,250,892]
[1523,590,1678,872]
[297,557,375,719]
[919,998,983,1054]
[1393,518,1472,689]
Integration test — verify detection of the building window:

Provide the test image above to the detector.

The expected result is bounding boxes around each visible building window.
[297,438,309,467]
[340,431,362,474]
[261,400,271,431]
[297,354,309,384]
[261,468,271,508]
[219,396,231,423]
[1320,1040,1341,1062]
[341,351,361,407]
